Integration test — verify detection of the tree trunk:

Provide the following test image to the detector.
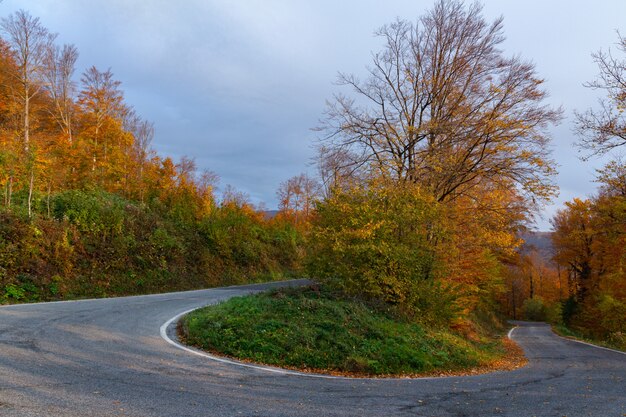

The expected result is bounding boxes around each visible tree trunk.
[511,285,517,320]
[7,176,12,208]
[24,86,30,152]
[47,181,51,217]
[27,168,34,218]
[557,264,563,301]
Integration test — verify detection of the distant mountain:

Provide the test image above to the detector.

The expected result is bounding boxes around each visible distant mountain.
[262,210,279,220]
[519,231,554,262]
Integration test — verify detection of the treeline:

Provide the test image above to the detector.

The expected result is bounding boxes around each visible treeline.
[551,164,626,347]
[0,11,303,302]
[502,31,626,349]
[558,32,626,348]
[502,164,626,350]
[0,10,207,213]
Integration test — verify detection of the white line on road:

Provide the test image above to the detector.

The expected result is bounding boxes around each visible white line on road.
[555,332,626,356]
[507,326,517,339]
[159,307,534,380]
[159,307,344,379]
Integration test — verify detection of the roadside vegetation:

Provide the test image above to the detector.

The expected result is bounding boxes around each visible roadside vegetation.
[0,190,302,302]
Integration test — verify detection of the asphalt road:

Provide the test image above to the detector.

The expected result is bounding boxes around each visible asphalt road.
[0,280,624,417]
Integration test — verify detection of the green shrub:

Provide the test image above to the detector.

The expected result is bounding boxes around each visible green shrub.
[522,297,547,321]
[597,294,626,334]
[3,283,24,301]
[306,182,455,324]
[545,301,563,324]
[0,186,305,303]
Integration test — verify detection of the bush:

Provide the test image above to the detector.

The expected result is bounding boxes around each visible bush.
[50,190,127,237]
[545,301,563,325]
[522,297,547,321]
[306,181,457,324]
[597,294,626,334]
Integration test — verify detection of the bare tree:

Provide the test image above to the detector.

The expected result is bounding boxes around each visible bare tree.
[276,173,321,223]
[43,43,78,142]
[1,10,57,217]
[124,111,155,202]
[221,184,251,208]
[575,33,626,157]
[318,0,561,205]
[78,66,125,171]
[1,10,56,151]
[315,145,367,198]
[175,156,196,187]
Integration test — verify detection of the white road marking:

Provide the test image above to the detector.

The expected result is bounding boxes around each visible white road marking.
[158,306,477,380]
[507,326,517,339]
[159,307,344,379]
[555,332,626,356]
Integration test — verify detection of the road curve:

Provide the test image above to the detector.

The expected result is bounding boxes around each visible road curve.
[0,280,624,417]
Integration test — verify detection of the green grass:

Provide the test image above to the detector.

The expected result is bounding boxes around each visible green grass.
[180,286,512,376]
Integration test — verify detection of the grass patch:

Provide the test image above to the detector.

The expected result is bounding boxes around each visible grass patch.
[180,286,524,376]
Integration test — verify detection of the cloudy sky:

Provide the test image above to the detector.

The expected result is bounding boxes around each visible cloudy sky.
[2,1,625,230]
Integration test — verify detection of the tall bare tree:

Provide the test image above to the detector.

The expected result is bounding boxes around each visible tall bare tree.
[78,66,125,172]
[277,173,321,223]
[1,10,56,217]
[318,0,561,205]
[125,113,155,203]
[1,10,56,152]
[43,43,78,143]
[575,33,626,157]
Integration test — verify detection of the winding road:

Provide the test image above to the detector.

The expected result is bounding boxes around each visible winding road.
[0,280,624,417]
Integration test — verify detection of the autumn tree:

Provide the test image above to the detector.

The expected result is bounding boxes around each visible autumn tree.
[318,0,560,205]
[562,33,626,342]
[1,10,56,216]
[552,180,626,340]
[310,0,561,325]
[77,66,131,188]
[0,39,20,208]
[575,33,626,156]
[1,10,55,151]
[551,198,595,302]
[123,111,155,202]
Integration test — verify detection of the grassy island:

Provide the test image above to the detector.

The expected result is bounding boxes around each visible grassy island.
[180,286,525,377]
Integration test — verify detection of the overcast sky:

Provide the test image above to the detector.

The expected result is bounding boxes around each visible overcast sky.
[3,1,625,230]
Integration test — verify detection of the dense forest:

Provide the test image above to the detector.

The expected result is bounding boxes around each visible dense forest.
[0,10,303,301]
[0,1,624,353]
